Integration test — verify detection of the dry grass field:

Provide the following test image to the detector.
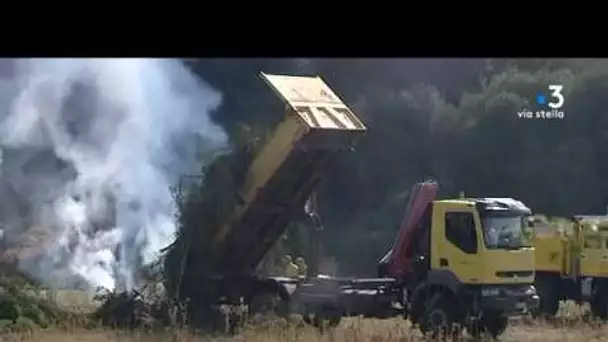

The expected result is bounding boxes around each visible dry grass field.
[2,291,608,342]
[3,317,608,342]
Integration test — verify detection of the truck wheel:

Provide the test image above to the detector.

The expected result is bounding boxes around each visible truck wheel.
[419,294,456,339]
[315,310,341,328]
[304,307,342,329]
[483,315,508,339]
[590,292,608,320]
[468,315,508,340]
[533,278,559,317]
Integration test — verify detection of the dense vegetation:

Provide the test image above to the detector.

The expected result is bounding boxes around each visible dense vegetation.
[177,58,608,278]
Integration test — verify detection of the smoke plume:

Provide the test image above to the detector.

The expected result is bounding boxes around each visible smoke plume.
[0,58,227,291]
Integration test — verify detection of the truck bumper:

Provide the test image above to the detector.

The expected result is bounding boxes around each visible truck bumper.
[479,286,540,316]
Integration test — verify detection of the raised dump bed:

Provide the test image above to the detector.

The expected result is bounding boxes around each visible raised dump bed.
[209,73,367,275]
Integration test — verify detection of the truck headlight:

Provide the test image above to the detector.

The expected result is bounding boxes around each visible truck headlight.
[525,285,536,296]
[481,287,500,297]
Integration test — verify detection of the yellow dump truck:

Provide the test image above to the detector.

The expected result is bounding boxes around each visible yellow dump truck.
[187,72,368,326]
[186,73,538,337]
[533,215,608,318]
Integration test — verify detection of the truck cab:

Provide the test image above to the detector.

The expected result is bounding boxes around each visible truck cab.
[431,199,535,296]
[405,196,539,338]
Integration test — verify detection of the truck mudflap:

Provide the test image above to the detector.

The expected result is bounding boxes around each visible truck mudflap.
[479,285,540,316]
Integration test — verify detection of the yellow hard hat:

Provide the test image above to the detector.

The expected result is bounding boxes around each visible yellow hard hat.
[295,257,305,263]
[284,255,292,262]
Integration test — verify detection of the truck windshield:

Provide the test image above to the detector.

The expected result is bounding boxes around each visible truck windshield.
[482,215,530,249]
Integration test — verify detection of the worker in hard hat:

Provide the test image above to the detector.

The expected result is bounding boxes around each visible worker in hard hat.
[283,255,299,278]
[295,257,308,277]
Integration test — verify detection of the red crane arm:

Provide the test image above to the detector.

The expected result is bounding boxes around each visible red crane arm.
[379,181,438,282]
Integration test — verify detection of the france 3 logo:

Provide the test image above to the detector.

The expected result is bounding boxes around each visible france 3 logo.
[518,85,565,120]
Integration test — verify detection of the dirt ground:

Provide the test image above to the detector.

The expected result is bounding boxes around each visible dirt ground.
[4,317,608,342]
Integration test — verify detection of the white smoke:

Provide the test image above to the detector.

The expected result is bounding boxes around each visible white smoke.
[0,58,227,291]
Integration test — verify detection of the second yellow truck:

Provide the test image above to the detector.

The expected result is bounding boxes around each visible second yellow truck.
[533,215,608,319]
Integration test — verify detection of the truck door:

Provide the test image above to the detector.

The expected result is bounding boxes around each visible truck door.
[580,234,602,277]
[431,204,482,284]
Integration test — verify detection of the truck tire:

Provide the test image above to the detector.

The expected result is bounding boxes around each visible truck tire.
[483,315,508,339]
[468,314,508,339]
[533,277,559,317]
[316,308,342,328]
[590,283,608,320]
[303,306,342,329]
[590,295,608,320]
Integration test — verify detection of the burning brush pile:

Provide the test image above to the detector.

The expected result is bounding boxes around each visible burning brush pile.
[91,285,249,334]
[92,286,188,330]
[90,256,188,330]
[92,130,263,332]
